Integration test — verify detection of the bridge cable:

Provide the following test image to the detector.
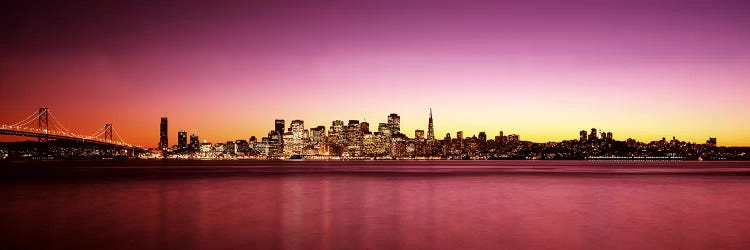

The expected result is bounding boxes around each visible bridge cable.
[112,127,128,145]
[9,111,41,127]
[47,111,74,134]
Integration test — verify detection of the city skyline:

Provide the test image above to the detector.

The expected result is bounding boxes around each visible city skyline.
[0,106,740,147]
[2,0,750,146]
[154,108,720,148]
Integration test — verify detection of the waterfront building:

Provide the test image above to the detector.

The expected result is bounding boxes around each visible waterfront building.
[478,132,487,143]
[378,123,391,137]
[274,119,285,135]
[346,120,363,156]
[415,129,425,140]
[360,122,370,134]
[189,134,199,151]
[427,108,435,142]
[387,113,400,135]
[177,130,187,150]
[588,128,598,141]
[580,130,588,142]
[329,120,345,147]
[310,126,326,144]
[159,117,168,150]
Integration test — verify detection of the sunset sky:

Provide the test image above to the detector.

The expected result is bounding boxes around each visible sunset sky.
[1,0,749,147]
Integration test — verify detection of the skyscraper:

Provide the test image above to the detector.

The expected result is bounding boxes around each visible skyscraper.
[310,126,326,144]
[360,122,370,134]
[580,130,587,142]
[478,132,487,143]
[378,122,391,137]
[387,113,400,135]
[290,120,305,138]
[415,129,425,140]
[427,108,435,142]
[329,120,345,146]
[159,117,168,150]
[274,119,285,136]
[190,134,199,151]
[588,128,598,141]
[178,130,187,150]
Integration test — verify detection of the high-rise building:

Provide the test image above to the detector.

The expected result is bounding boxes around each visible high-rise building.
[189,134,199,151]
[580,130,587,142]
[427,108,435,142]
[706,137,717,147]
[378,123,391,137]
[588,128,598,141]
[329,120,345,146]
[508,134,520,142]
[457,131,463,141]
[159,117,168,150]
[346,120,363,155]
[360,122,370,134]
[415,129,425,140]
[478,132,487,143]
[387,113,400,135]
[497,130,506,143]
[177,130,187,150]
[290,120,305,138]
[274,119,285,136]
[311,126,326,144]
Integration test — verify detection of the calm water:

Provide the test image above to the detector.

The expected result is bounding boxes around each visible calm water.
[1,161,749,249]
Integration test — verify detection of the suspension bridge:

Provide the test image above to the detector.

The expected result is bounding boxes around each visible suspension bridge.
[0,108,145,150]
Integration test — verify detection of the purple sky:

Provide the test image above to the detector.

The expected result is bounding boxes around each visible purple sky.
[2,0,750,146]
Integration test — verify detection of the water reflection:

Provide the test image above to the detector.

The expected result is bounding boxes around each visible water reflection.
[1,174,750,249]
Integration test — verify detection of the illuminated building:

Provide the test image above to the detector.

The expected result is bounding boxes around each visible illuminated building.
[214,143,225,153]
[274,119,285,135]
[310,126,326,144]
[387,113,400,135]
[290,120,305,139]
[329,120,345,147]
[225,141,235,154]
[200,141,212,153]
[189,134,199,151]
[346,120,363,156]
[427,108,435,142]
[378,123,391,137]
[415,129,425,140]
[177,130,187,150]
[282,131,294,154]
[235,140,249,153]
[159,117,168,150]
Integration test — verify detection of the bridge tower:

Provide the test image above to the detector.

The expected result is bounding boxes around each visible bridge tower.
[38,108,49,142]
[104,124,113,143]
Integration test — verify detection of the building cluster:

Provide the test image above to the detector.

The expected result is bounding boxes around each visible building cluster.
[154,110,740,160]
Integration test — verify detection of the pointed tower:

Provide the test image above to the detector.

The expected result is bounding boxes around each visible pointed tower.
[427,108,435,142]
